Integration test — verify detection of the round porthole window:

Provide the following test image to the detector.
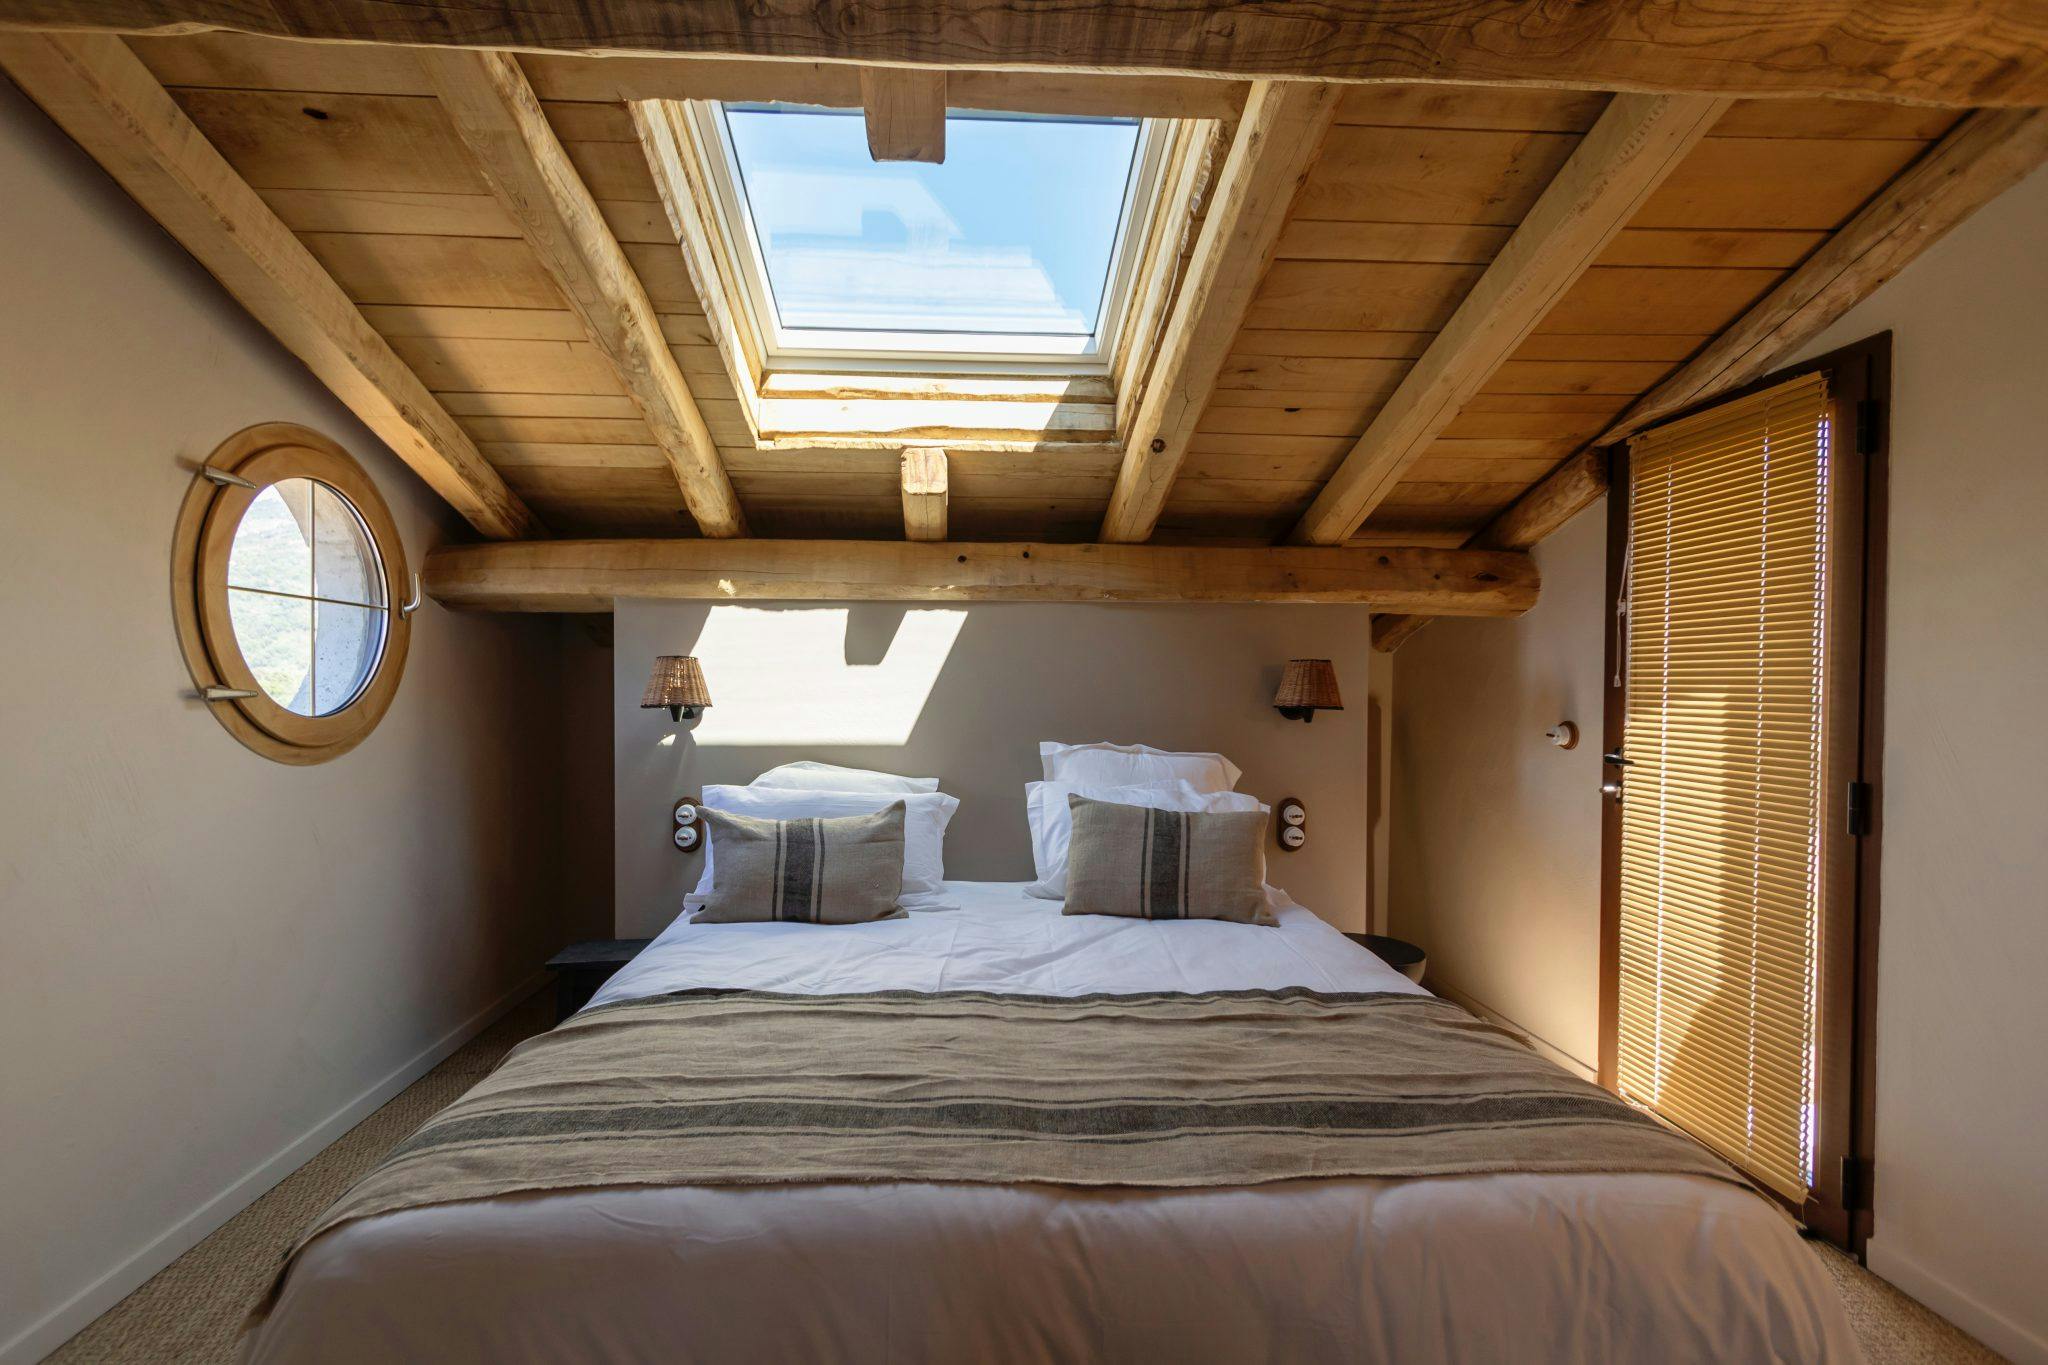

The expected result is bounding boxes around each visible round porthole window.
[173,424,412,764]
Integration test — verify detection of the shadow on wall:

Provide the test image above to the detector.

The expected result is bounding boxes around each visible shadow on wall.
[684,602,966,746]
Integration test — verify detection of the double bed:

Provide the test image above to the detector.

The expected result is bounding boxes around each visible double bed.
[248,881,1859,1363]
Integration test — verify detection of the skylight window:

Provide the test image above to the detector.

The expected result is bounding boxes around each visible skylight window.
[694,104,1168,365]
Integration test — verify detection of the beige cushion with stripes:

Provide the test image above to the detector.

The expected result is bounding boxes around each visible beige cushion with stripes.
[696,803,908,924]
[1061,795,1269,924]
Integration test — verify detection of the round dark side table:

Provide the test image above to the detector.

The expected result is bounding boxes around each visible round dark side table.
[1344,933,1427,984]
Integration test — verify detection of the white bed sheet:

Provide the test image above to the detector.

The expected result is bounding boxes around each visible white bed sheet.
[249,883,1862,1364]
[589,879,1429,1007]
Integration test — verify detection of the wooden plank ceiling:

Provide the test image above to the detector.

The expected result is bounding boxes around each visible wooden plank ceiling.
[1166,86,1952,546]
[92,32,1969,553]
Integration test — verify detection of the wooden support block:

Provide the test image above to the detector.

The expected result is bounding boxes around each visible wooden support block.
[860,68,947,163]
[900,448,949,541]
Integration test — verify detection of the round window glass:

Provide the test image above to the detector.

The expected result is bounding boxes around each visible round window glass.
[223,477,389,716]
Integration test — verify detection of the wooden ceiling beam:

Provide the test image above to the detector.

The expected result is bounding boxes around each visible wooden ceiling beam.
[619,64,1238,121]
[900,448,949,541]
[860,67,946,163]
[1100,80,1341,544]
[1600,106,2048,446]
[0,31,540,539]
[4,2,2043,107]
[424,538,1541,614]
[424,50,747,537]
[1370,105,2048,653]
[1291,92,1726,547]
[1371,447,1609,653]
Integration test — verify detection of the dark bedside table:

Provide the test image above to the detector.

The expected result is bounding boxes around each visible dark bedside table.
[546,939,653,1023]
[1344,933,1427,984]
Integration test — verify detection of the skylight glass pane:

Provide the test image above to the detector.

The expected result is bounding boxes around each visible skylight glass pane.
[722,107,1140,339]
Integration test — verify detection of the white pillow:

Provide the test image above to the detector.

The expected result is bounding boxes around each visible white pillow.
[690,785,959,912]
[1025,778,1267,900]
[751,761,939,795]
[1038,741,1243,794]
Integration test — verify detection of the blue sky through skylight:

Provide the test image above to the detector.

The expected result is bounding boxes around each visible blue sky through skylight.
[721,108,1142,339]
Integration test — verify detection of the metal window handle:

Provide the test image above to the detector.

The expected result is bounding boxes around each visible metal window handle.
[399,572,423,618]
[200,465,258,490]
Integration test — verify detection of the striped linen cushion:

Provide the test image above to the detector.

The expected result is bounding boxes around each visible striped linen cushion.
[695,803,907,924]
[1061,794,1269,923]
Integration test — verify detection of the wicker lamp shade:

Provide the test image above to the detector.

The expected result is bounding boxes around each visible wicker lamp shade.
[642,655,712,721]
[1274,659,1342,722]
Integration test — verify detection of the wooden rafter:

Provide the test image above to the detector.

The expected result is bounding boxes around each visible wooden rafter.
[423,539,1540,614]
[424,49,748,537]
[1100,80,1340,544]
[1291,93,1726,547]
[0,31,540,539]
[1600,105,2048,446]
[1359,104,2048,654]
[860,67,946,163]
[1367,106,2048,650]
[900,449,949,541]
[1371,448,1609,653]
[1368,105,2048,650]
[6,2,2044,106]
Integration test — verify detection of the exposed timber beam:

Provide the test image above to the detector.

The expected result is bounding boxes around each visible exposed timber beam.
[0,31,539,539]
[424,49,747,537]
[1368,104,2048,652]
[1601,106,2048,446]
[900,449,949,541]
[3,2,2043,107]
[1371,448,1609,653]
[860,67,946,163]
[424,539,1541,615]
[555,62,1243,121]
[1100,80,1340,544]
[1292,93,1726,547]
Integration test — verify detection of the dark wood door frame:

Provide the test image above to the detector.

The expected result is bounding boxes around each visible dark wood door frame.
[1597,332,1891,1255]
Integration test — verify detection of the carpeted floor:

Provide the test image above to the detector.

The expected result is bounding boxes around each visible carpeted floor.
[43,988,2005,1364]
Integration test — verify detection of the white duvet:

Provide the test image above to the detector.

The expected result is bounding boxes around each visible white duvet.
[248,884,1863,1364]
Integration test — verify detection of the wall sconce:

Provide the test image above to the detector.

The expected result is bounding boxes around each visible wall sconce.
[642,655,712,722]
[1274,658,1342,723]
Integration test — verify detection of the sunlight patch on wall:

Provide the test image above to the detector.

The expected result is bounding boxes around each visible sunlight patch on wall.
[685,605,966,746]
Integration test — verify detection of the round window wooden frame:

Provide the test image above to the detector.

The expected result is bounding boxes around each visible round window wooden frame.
[172,424,412,765]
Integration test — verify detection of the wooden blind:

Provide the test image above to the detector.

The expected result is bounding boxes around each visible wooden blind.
[1618,371,1833,1201]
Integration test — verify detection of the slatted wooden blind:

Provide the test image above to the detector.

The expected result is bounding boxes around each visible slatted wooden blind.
[1618,371,1833,1201]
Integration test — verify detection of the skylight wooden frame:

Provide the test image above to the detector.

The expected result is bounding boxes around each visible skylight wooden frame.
[637,96,1213,455]
[683,100,1176,373]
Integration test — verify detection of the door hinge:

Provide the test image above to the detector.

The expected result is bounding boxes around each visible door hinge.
[1846,780,1875,837]
[1842,1155,1874,1210]
[1855,398,1881,456]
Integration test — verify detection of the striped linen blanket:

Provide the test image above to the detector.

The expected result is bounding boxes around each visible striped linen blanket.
[273,986,1738,1290]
